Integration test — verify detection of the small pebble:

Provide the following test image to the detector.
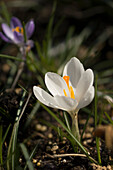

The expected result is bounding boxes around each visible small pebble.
[15,88,22,94]
[32,159,37,163]
[48,133,53,138]
[86,139,92,144]
[19,158,22,163]
[107,165,112,170]
[53,150,56,154]
[48,141,52,145]
[36,124,42,131]
[58,157,62,161]
[85,133,92,138]
[41,125,47,132]
[37,162,41,166]
[62,140,66,144]
[63,137,66,140]
[83,141,87,145]
[62,159,66,163]
[51,145,59,151]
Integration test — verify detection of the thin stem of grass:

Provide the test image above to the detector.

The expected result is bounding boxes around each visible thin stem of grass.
[63,111,71,131]
[0,54,23,61]
[0,125,3,165]
[11,61,25,90]
[104,112,113,125]
[24,143,39,170]
[23,21,27,43]
[20,143,34,170]
[81,112,91,142]
[7,91,27,170]
[95,74,102,165]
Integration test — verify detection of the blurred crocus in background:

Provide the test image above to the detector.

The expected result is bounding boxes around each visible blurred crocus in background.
[0,16,35,54]
[0,16,35,90]
[33,57,95,141]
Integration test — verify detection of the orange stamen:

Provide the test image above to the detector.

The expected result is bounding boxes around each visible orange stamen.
[63,76,75,99]
[69,86,75,99]
[63,89,67,97]
[12,26,23,34]
[63,76,69,88]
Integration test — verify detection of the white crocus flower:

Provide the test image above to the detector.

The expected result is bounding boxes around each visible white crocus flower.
[33,57,94,141]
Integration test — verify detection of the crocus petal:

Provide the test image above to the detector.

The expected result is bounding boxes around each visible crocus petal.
[10,17,22,28]
[0,32,12,43]
[13,31,24,43]
[33,86,59,109]
[1,23,13,39]
[26,40,34,48]
[63,57,84,88]
[54,95,78,112]
[76,86,94,110]
[45,72,68,96]
[25,20,35,39]
[76,69,94,102]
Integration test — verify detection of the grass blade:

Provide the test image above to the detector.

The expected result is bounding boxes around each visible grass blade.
[20,143,34,170]
[63,111,71,131]
[0,54,24,61]
[95,74,102,165]
[0,125,3,165]
[24,101,40,129]
[104,112,113,125]
[24,143,39,170]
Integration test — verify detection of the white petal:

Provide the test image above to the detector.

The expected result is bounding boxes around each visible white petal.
[2,23,14,40]
[33,86,59,109]
[63,57,84,88]
[76,69,94,102]
[54,96,78,112]
[45,72,67,96]
[77,86,94,110]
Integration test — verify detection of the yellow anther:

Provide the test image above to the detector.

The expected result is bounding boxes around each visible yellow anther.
[63,76,75,99]
[12,26,23,34]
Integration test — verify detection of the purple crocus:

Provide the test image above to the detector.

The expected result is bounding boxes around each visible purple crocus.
[0,16,35,50]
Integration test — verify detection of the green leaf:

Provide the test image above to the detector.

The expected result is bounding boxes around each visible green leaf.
[20,143,34,170]
[0,54,24,61]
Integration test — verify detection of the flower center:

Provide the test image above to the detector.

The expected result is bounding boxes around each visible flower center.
[63,76,75,99]
[12,26,23,34]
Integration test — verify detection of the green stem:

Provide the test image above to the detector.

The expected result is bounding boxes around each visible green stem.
[11,61,25,90]
[71,112,80,142]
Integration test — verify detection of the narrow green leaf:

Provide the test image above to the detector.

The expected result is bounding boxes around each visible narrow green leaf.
[63,111,71,131]
[2,124,11,145]
[0,125,3,165]
[1,2,10,24]
[80,113,91,142]
[24,101,40,129]
[95,74,102,165]
[0,54,24,61]
[24,143,39,170]
[20,143,34,170]
[104,112,113,125]
[22,21,27,43]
